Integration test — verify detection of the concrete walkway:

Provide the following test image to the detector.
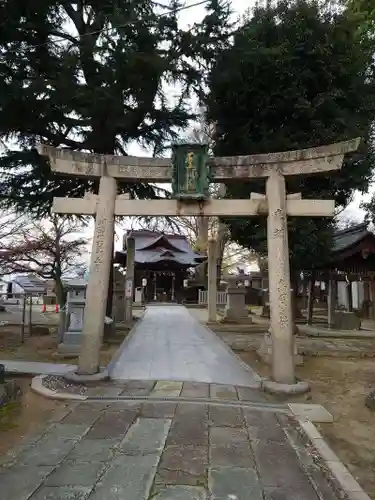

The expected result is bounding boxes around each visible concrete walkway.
[108,305,259,387]
[0,360,77,376]
[1,380,343,500]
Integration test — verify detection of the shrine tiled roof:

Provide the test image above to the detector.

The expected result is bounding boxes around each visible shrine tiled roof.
[12,275,46,293]
[333,223,371,253]
[117,230,206,267]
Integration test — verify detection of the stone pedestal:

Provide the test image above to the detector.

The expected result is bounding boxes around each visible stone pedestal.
[58,280,87,356]
[333,311,361,330]
[257,331,303,366]
[223,286,251,323]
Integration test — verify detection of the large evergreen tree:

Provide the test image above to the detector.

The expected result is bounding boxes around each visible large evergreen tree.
[345,0,375,38]
[0,0,232,215]
[206,0,375,275]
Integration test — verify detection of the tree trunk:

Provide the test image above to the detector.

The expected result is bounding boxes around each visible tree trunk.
[54,277,67,344]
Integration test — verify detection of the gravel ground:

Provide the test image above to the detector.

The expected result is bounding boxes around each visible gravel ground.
[42,375,88,395]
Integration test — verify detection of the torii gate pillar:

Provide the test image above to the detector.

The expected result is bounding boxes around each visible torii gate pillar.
[79,175,117,375]
[266,171,295,385]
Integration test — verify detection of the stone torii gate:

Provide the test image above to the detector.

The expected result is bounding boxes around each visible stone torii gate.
[38,138,359,391]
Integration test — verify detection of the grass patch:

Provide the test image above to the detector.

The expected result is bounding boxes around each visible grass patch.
[0,401,21,431]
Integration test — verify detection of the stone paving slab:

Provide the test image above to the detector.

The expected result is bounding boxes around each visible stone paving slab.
[89,454,159,500]
[209,466,263,500]
[244,408,287,443]
[209,427,255,468]
[180,381,210,399]
[31,486,92,500]
[151,380,183,398]
[0,465,55,500]
[0,380,347,500]
[155,485,207,499]
[44,461,106,487]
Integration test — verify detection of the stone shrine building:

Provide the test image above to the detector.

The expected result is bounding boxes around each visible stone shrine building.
[115,230,205,303]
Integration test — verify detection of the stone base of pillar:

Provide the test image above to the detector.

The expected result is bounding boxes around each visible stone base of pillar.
[221,313,253,325]
[64,369,109,383]
[57,342,81,357]
[331,311,361,330]
[223,286,249,323]
[57,331,82,357]
[257,332,303,366]
[262,379,310,395]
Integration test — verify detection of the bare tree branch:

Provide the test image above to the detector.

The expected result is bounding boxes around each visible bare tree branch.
[0,214,89,302]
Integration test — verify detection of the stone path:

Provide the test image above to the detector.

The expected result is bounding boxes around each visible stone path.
[0,360,77,376]
[1,380,342,500]
[108,305,260,387]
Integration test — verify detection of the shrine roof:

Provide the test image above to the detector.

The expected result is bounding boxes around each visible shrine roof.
[332,223,371,253]
[12,274,46,294]
[116,230,205,267]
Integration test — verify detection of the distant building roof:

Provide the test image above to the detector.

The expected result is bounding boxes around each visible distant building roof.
[12,275,46,293]
[116,230,205,268]
[333,223,372,253]
[306,223,375,272]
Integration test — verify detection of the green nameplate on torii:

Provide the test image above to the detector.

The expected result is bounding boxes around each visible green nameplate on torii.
[171,143,210,201]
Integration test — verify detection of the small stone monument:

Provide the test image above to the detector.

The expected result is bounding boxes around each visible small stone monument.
[223,277,251,323]
[113,268,125,322]
[58,279,87,356]
[332,311,361,330]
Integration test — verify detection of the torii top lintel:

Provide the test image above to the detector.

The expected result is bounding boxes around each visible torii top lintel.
[37,138,360,182]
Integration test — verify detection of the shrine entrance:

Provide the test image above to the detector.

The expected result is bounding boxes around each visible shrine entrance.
[114,229,205,304]
[151,271,175,302]
[38,137,359,392]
